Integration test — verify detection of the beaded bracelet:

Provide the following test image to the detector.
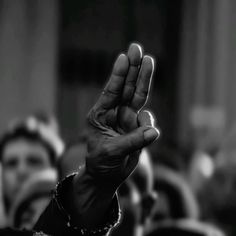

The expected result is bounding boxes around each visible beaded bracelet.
[52,168,121,235]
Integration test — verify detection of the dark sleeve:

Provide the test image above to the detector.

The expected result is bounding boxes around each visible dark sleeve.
[33,173,121,236]
[0,227,34,236]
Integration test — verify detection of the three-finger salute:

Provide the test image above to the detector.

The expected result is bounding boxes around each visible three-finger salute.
[86,43,160,189]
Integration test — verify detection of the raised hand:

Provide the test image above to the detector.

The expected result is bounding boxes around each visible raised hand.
[33,44,160,233]
[86,43,160,190]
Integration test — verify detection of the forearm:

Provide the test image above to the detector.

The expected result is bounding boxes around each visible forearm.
[34,167,120,236]
[68,165,117,228]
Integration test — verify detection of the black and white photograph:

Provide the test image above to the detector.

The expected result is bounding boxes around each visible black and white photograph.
[0,1,234,235]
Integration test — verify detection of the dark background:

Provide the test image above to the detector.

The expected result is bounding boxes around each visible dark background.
[58,0,183,152]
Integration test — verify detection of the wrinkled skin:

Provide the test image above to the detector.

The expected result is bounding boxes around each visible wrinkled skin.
[85,43,159,190]
[70,43,160,228]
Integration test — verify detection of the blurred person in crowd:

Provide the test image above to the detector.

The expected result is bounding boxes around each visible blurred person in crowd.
[145,219,225,236]
[198,122,236,235]
[0,116,64,225]
[0,43,160,235]
[146,165,199,233]
[153,144,186,172]
[145,165,226,236]
[8,169,57,229]
[130,148,157,235]
[131,149,154,200]
[215,123,236,167]
[111,179,141,236]
[110,149,155,236]
[187,107,225,195]
[199,163,236,236]
[32,111,60,135]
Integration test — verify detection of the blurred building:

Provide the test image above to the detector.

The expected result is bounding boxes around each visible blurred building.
[0,0,235,155]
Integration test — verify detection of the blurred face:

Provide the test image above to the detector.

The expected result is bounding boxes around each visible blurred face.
[2,138,51,205]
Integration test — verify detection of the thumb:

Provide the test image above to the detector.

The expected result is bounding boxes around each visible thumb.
[115,126,160,156]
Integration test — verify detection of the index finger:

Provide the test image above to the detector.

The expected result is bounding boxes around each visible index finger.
[95,54,129,110]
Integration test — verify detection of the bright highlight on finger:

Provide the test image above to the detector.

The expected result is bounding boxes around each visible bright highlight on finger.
[138,110,160,140]
[128,43,143,65]
[121,44,143,104]
[130,55,155,111]
[143,55,155,75]
[113,54,129,76]
[138,110,154,126]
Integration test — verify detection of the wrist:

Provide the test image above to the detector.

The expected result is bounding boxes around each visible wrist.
[74,164,116,198]
[71,165,116,228]
[49,172,120,235]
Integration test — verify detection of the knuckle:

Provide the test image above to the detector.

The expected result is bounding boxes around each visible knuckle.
[86,108,104,127]
[104,87,120,96]
[127,138,134,150]
[135,90,148,99]
[86,109,96,125]
[125,79,137,87]
[100,143,112,156]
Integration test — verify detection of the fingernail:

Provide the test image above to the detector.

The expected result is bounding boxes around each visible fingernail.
[144,127,160,143]
[144,55,154,62]
[129,43,143,59]
[117,54,127,62]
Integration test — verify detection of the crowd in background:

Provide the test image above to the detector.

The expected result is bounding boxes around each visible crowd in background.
[0,110,235,236]
[0,1,236,235]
